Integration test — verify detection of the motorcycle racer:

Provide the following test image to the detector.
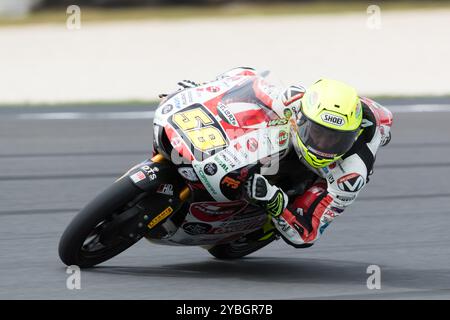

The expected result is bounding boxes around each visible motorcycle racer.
[168,67,393,248]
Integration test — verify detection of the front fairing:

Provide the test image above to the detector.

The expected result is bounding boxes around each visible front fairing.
[153,73,292,201]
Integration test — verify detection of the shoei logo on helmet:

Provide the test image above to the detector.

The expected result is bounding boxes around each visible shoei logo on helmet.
[321,113,345,127]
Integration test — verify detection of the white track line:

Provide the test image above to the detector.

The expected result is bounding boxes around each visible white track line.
[8,104,450,120]
[388,104,450,113]
[16,111,155,120]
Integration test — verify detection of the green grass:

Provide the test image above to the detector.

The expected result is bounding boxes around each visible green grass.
[1,1,450,27]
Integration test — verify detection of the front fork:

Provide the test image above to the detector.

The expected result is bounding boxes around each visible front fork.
[117,154,190,239]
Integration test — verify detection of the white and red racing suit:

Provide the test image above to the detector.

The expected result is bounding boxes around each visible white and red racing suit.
[215,67,393,248]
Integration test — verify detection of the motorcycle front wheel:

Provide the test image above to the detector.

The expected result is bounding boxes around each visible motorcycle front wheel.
[58,177,145,268]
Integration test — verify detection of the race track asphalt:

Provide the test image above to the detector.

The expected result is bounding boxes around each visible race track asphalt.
[0,100,449,300]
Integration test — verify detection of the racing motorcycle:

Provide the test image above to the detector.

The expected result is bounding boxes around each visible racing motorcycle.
[58,71,294,268]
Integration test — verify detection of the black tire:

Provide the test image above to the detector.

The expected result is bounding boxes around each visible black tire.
[208,234,276,259]
[58,177,144,268]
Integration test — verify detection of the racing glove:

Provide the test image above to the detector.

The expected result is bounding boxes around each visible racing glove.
[246,173,289,217]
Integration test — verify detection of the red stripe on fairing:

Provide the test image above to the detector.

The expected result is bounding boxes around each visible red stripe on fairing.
[220,120,256,140]
[203,93,226,116]
[233,108,270,126]
[164,124,194,162]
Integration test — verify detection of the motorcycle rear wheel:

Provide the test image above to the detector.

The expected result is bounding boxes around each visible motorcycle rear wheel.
[208,233,276,259]
[58,177,144,268]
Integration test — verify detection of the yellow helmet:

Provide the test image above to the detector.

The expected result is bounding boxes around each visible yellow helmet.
[291,78,363,168]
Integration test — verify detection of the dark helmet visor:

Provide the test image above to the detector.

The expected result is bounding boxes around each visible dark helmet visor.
[297,113,359,158]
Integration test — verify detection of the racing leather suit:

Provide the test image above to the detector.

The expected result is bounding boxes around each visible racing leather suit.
[177,67,393,248]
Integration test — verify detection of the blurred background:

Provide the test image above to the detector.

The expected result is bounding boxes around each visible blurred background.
[0,0,449,104]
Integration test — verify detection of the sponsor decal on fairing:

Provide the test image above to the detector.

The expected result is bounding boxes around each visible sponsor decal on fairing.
[267,118,288,127]
[182,222,212,235]
[177,167,199,182]
[156,184,174,196]
[283,108,293,118]
[217,102,238,126]
[221,176,241,189]
[246,138,259,152]
[162,104,173,114]
[148,206,174,229]
[140,165,158,180]
[193,163,218,196]
[206,86,220,93]
[130,171,146,183]
[278,130,288,146]
[204,162,218,176]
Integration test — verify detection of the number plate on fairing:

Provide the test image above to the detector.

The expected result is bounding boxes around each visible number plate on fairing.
[192,123,290,201]
[168,104,229,161]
